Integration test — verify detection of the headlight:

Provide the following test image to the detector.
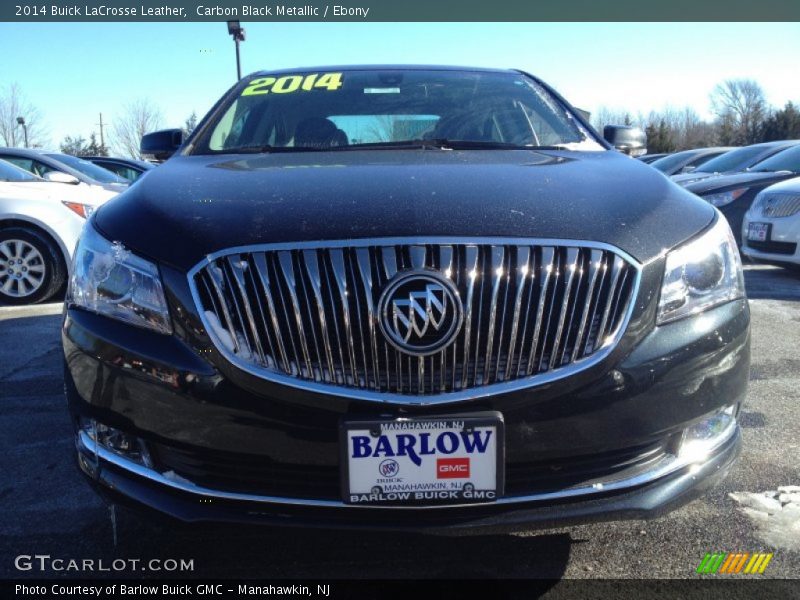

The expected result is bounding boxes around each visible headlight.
[657,215,745,324]
[62,201,96,219]
[68,222,172,334]
[749,192,765,216]
[702,187,748,208]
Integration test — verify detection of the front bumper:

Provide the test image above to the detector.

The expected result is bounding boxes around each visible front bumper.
[741,211,800,266]
[63,278,750,530]
[74,423,741,531]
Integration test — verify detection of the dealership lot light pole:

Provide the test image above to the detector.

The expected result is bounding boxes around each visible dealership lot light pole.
[16,116,28,148]
[227,20,245,80]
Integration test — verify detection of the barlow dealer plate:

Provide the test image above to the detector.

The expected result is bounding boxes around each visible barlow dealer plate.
[341,412,504,506]
[747,222,770,242]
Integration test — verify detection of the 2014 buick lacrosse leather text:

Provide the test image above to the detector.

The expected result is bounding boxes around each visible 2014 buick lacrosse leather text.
[62,66,749,529]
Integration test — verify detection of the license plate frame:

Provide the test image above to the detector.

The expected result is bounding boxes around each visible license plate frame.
[340,412,505,506]
[747,222,771,242]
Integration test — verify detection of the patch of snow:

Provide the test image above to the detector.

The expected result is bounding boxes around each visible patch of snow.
[204,311,235,353]
[730,487,800,551]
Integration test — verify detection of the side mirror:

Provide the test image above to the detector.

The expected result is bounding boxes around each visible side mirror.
[44,171,80,185]
[141,128,184,162]
[603,125,647,157]
[681,165,697,174]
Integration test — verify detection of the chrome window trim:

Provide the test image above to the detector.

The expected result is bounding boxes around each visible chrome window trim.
[187,237,642,405]
[79,424,738,510]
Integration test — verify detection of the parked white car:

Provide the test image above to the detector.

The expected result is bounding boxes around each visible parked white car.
[742,176,800,268]
[0,159,118,304]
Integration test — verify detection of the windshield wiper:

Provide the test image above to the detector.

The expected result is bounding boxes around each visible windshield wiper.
[205,139,575,155]
[219,144,325,154]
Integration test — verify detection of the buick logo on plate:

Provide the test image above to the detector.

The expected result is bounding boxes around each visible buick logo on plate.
[377,271,463,356]
[379,459,400,478]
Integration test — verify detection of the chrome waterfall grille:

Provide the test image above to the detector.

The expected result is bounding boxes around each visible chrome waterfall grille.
[760,193,800,218]
[189,240,639,397]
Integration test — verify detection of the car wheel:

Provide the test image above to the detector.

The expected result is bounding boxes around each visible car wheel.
[0,227,66,305]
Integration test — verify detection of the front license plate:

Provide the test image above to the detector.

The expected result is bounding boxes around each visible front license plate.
[341,412,504,506]
[747,222,770,242]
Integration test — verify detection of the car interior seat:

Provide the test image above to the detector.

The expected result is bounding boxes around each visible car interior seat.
[294,117,349,149]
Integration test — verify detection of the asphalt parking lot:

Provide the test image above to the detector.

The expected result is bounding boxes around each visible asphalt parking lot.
[1,264,798,582]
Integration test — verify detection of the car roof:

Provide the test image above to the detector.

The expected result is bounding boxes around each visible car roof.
[84,156,155,169]
[667,147,736,158]
[0,147,99,184]
[0,147,55,158]
[250,65,516,77]
[751,139,800,149]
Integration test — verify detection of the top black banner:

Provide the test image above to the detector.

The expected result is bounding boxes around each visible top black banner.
[3,0,800,22]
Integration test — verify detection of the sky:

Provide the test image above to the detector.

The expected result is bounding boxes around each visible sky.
[1,22,800,151]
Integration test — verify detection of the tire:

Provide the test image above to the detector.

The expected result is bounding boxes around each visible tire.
[0,226,66,305]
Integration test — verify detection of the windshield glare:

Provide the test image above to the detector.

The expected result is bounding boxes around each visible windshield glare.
[649,150,699,173]
[193,69,598,154]
[694,145,768,174]
[0,158,40,182]
[750,145,800,173]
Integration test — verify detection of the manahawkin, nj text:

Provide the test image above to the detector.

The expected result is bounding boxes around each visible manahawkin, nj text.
[17,4,371,18]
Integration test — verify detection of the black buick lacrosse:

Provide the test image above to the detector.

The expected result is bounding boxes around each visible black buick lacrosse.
[63,66,749,529]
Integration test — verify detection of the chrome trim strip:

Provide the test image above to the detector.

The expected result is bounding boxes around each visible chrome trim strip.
[572,249,602,363]
[303,250,336,380]
[549,247,580,370]
[277,251,314,377]
[252,253,290,373]
[187,237,643,405]
[503,246,530,382]
[78,422,737,511]
[460,245,480,390]
[330,249,359,386]
[228,255,266,366]
[483,246,505,384]
[526,246,554,376]
[594,255,624,352]
[355,248,380,389]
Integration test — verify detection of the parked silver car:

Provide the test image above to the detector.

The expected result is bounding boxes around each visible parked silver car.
[0,159,117,304]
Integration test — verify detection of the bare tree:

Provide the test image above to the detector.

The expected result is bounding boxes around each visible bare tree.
[0,83,49,148]
[183,111,198,137]
[111,99,163,159]
[591,107,633,133]
[710,79,768,145]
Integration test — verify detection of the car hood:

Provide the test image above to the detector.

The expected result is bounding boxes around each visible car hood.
[0,181,113,204]
[684,170,797,195]
[756,175,800,195]
[95,149,716,271]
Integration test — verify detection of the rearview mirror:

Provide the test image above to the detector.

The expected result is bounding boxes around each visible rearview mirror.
[141,129,184,162]
[44,171,80,185]
[603,126,647,157]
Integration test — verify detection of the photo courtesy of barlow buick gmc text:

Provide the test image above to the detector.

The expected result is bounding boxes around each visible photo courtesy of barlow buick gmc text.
[1,5,800,599]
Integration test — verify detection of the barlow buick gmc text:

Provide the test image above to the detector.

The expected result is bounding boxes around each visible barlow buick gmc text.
[62,66,749,530]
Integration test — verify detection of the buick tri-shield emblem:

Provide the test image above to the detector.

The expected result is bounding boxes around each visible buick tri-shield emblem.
[377,271,463,356]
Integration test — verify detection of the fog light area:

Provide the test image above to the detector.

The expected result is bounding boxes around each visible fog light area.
[79,418,152,467]
[679,405,737,463]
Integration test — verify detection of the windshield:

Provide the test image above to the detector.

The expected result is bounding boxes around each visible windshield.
[192,69,600,154]
[0,158,41,182]
[750,145,800,173]
[694,145,772,174]
[46,154,128,184]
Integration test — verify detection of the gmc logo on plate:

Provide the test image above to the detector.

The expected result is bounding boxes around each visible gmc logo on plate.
[437,457,470,478]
